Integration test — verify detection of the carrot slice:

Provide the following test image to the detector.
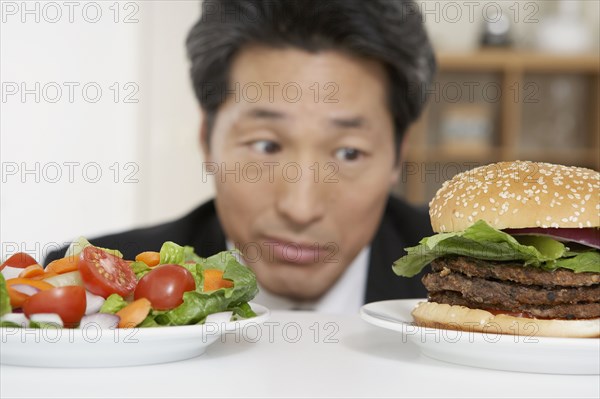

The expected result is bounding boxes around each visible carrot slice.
[45,255,80,274]
[7,286,30,308]
[203,269,234,291]
[116,298,152,328]
[30,271,58,280]
[18,264,44,279]
[135,251,160,267]
[6,278,54,291]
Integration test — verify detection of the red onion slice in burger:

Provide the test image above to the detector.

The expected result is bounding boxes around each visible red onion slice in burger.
[504,227,600,250]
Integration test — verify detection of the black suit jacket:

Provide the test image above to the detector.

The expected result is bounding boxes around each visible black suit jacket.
[45,196,432,302]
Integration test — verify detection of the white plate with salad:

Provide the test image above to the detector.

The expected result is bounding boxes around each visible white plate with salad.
[361,299,600,375]
[1,302,269,368]
[0,238,270,367]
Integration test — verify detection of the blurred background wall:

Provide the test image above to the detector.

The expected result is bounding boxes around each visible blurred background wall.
[1,0,599,260]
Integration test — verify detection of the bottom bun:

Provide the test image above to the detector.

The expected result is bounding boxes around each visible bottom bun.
[412,301,600,338]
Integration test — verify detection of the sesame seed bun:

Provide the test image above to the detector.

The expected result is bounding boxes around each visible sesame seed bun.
[412,301,600,338]
[429,161,600,233]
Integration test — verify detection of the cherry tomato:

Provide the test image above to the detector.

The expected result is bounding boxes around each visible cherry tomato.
[0,252,38,271]
[23,286,86,327]
[134,264,196,310]
[78,246,136,298]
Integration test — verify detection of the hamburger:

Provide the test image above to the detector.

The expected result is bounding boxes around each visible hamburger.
[393,161,600,338]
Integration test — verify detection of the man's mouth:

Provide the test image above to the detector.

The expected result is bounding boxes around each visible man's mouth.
[262,237,330,265]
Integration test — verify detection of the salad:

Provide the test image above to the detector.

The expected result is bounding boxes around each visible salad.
[0,239,258,329]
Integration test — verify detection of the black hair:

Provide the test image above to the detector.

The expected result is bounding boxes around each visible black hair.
[186,0,436,151]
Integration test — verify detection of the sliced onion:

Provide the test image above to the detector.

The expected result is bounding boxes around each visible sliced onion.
[79,313,120,329]
[1,266,25,280]
[1,313,29,327]
[505,227,600,250]
[44,270,83,287]
[10,284,40,296]
[85,291,105,315]
[29,313,64,327]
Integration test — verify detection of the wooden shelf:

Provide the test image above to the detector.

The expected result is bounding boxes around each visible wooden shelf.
[514,149,600,166]
[438,49,600,73]
[399,49,600,206]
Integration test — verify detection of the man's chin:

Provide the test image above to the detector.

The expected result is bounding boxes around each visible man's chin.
[252,261,341,300]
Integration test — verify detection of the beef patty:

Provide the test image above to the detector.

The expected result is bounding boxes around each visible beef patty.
[431,256,600,287]
[423,256,600,320]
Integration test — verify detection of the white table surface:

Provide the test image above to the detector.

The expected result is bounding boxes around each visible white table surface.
[1,310,599,398]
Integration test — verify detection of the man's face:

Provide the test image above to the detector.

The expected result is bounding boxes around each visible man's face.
[204,46,398,300]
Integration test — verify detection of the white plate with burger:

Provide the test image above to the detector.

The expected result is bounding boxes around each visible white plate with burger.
[361,299,599,375]
[362,161,600,375]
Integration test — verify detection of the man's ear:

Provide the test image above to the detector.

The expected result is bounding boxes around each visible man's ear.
[199,116,211,162]
[390,162,400,187]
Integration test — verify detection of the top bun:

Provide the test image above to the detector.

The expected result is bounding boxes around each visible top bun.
[429,161,600,233]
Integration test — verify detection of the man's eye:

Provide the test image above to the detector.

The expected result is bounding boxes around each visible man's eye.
[334,147,363,162]
[250,140,281,154]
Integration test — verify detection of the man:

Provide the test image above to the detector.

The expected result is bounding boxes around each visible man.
[46,0,436,313]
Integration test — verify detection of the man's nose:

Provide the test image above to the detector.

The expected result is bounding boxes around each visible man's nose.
[275,163,327,227]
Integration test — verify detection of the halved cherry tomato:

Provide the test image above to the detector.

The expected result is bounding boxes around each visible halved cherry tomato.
[0,252,38,271]
[23,286,86,327]
[203,269,234,291]
[78,246,137,298]
[134,264,195,310]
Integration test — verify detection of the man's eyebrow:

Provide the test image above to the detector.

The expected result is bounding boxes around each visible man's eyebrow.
[244,108,287,120]
[329,116,365,129]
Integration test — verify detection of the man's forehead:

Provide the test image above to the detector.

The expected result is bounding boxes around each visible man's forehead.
[229,46,388,90]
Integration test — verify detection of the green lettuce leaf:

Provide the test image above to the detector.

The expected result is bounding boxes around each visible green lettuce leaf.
[179,262,205,292]
[130,261,151,279]
[393,220,598,277]
[29,320,61,329]
[100,294,128,314]
[553,251,600,273]
[138,315,162,328]
[229,302,257,319]
[146,251,258,326]
[0,274,11,317]
[0,320,20,328]
[159,241,187,265]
